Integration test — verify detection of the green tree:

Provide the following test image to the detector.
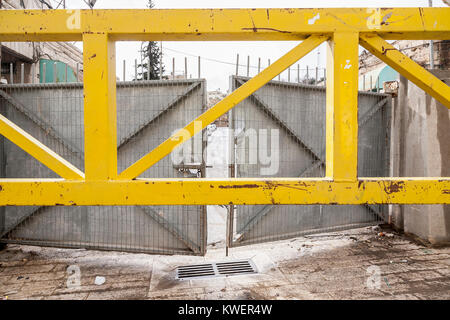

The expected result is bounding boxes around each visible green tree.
[137,0,164,80]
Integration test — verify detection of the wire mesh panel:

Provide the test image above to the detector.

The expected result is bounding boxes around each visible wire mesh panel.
[229,76,391,247]
[0,80,207,255]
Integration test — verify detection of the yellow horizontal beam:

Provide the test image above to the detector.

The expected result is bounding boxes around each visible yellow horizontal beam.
[0,114,84,180]
[0,8,449,41]
[118,35,327,180]
[360,34,450,109]
[0,178,448,205]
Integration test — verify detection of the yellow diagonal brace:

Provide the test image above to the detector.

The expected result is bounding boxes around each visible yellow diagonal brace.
[360,34,450,109]
[118,35,328,180]
[0,114,84,180]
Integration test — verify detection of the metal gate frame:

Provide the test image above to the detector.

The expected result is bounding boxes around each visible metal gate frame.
[0,8,449,206]
[0,80,208,255]
[228,76,391,247]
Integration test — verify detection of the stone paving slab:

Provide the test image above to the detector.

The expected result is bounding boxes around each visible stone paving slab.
[0,227,449,300]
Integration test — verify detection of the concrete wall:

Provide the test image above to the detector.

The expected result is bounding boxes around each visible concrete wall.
[391,70,450,245]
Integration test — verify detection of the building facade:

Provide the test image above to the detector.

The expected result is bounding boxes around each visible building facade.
[0,0,83,84]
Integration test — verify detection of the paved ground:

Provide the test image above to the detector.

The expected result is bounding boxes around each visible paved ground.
[0,226,449,300]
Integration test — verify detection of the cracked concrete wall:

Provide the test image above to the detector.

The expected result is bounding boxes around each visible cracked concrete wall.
[392,70,450,245]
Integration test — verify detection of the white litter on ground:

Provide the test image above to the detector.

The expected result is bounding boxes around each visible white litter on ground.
[94,276,106,285]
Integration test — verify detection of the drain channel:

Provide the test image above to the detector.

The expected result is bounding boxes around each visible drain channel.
[176,260,257,280]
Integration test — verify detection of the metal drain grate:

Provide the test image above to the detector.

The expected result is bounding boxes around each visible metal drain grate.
[176,260,257,280]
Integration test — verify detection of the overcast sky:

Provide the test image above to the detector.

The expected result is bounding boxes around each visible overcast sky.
[60,0,447,91]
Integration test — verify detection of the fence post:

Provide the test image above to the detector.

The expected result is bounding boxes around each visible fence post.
[288,67,290,82]
[20,63,24,84]
[315,66,318,85]
[32,64,35,84]
[123,60,126,81]
[134,59,137,80]
[235,54,239,76]
[42,63,46,84]
[76,63,79,82]
[53,62,57,83]
[172,57,175,80]
[160,43,163,80]
[297,64,300,83]
[306,65,309,81]
[247,55,250,77]
[65,64,68,82]
[184,57,187,79]
[148,56,151,80]
[10,62,13,84]
[198,56,201,78]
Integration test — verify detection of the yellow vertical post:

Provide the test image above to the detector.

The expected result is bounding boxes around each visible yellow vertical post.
[82,33,118,180]
[326,32,359,181]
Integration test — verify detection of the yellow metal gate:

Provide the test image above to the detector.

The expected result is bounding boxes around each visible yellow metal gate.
[0,9,448,209]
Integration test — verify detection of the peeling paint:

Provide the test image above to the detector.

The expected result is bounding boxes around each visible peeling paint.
[344,59,352,69]
[418,8,426,29]
[241,27,291,34]
[218,184,260,189]
[381,12,393,25]
[384,181,405,194]
[308,13,320,25]
[358,181,365,190]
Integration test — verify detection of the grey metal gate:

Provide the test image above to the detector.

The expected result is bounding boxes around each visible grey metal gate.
[0,79,207,255]
[228,76,391,247]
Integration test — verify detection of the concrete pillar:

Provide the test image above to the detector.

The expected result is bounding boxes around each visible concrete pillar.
[393,70,450,245]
